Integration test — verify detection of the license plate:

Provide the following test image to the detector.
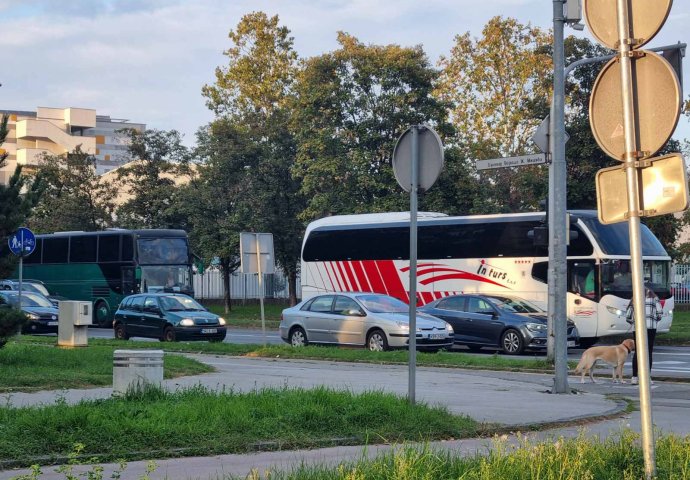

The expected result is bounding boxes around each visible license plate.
[430,333,445,340]
[48,321,59,326]
[201,328,217,334]
[567,340,576,347]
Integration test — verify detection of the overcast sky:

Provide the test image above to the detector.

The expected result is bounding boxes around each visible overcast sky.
[1,0,688,145]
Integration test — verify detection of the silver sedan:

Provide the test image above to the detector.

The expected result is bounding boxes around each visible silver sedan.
[279,292,454,352]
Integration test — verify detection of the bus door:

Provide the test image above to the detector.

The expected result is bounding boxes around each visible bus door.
[122,267,136,295]
[567,260,598,338]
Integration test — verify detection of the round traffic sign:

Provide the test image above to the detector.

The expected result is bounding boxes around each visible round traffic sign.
[8,227,36,257]
[393,125,444,193]
[589,51,681,161]
[583,0,672,50]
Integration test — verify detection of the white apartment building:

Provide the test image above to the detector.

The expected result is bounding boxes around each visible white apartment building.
[0,107,145,184]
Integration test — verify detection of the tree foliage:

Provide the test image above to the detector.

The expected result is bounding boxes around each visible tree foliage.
[0,115,43,278]
[292,32,454,221]
[29,146,116,233]
[115,128,192,229]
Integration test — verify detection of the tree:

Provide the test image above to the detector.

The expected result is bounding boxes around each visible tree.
[292,32,455,221]
[29,146,116,233]
[202,12,304,305]
[0,115,43,278]
[115,128,192,229]
[435,17,552,213]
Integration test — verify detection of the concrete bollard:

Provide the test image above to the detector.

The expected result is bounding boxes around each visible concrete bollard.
[113,349,164,396]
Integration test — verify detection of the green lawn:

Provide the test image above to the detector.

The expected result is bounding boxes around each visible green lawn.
[204,302,284,328]
[657,309,690,345]
[0,386,478,468]
[0,342,213,392]
[19,336,558,372]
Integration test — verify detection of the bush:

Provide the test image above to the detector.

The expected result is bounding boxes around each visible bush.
[0,307,27,348]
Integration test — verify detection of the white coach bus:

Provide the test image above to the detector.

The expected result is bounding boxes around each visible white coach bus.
[300,210,674,347]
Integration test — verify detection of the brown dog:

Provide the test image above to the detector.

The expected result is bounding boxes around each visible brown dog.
[574,339,635,384]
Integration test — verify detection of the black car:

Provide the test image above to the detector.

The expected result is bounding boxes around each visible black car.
[419,294,579,354]
[0,291,60,334]
[113,293,227,342]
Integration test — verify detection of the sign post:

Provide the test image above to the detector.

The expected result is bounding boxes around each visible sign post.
[584,0,683,476]
[393,125,443,405]
[8,227,36,310]
[240,232,275,346]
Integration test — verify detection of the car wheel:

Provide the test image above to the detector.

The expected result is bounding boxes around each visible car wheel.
[367,329,389,352]
[501,329,524,355]
[114,323,129,340]
[161,326,176,342]
[289,327,308,347]
[94,301,112,328]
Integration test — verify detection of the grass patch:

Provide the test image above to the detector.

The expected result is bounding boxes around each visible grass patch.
[257,430,690,480]
[204,303,283,329]
[0,342,212,392]
[658,309,690,345]
[17,336,561,372]
[0,386,478,468]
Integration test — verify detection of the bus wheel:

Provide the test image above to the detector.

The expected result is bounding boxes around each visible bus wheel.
[501,329,524,355]
[114,323,129,340]
[579,337,598,349]
[94,301,111,328]
[162,326,176,342]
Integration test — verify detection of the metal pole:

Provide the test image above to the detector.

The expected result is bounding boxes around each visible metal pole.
[18,230,23,310]
[408,126,419,405]
[547,110,555,363]
[616,0,655,476]
[552,0,569,394]
[256,235,266,347]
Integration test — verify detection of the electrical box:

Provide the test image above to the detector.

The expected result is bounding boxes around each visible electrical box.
[58,301,92,347]
[565,0,582,23]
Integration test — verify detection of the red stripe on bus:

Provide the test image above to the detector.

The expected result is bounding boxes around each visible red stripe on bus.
[420,292,434,304]
[376,260,408,302]
[400,263,444,272]
[335,261,351,290]
[362,260,386,294]
[328,262,343,291]
[417,266,466,277]
[420,272,507,288]
[344,261,361,291]
[322,262,336,291]
[352,261,372,292]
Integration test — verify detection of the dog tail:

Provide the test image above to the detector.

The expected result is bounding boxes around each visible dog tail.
[574,357,585,374]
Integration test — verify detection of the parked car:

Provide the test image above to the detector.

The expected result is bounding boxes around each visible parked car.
[113,293,227,342]
[419,294,579,355]
[280,292,454,352]
[0,279,64,307]
[0,290,59,334]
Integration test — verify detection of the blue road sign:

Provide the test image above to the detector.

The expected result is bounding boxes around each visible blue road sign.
[8,227,36,257]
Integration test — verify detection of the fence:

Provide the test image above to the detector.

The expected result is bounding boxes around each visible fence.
[193,269,300,301]
[672,264,690,304]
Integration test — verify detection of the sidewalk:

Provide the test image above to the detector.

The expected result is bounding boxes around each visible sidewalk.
[0,354,626,479]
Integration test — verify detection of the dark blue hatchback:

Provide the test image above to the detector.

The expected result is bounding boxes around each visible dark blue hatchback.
[113,293,227,342]
[419,294,579,354]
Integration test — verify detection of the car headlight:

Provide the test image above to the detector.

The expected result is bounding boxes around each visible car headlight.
[218,317,226,326]
[180,319,195,327]
[526,322,547,332]
[27,313,40,320]
[445,323,454,333]
[606,306,624,317]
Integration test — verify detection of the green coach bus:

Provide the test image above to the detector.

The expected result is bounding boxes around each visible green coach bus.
[18,229,194,327]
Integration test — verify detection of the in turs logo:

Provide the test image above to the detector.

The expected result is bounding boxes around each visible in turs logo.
[476,260,516,286]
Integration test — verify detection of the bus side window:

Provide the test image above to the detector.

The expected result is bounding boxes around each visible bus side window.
[531,262,548,284]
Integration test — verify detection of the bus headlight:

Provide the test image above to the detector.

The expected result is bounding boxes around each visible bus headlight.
[526,322,547,332]
[606,306,623,317]
[180,319,195,327]
[218,317,226,326]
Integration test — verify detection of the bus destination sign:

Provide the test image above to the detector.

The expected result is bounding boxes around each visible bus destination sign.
[476,153,547,171]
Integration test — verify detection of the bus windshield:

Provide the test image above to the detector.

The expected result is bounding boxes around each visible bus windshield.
[581,218,667,256]
[601,259,670,299]
[140,266,193,294]
[137,238,189,264]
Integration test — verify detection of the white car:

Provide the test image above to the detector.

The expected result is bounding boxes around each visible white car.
[280,292,454,352]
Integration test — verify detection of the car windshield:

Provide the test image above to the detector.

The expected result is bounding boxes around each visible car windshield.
[357,295,408,313]
[21,283,50,296]
[0,292,53,308]
[485,296,543,314]
[159,295,205,312]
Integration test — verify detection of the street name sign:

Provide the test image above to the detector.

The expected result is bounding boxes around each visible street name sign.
[476,153,547,171]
